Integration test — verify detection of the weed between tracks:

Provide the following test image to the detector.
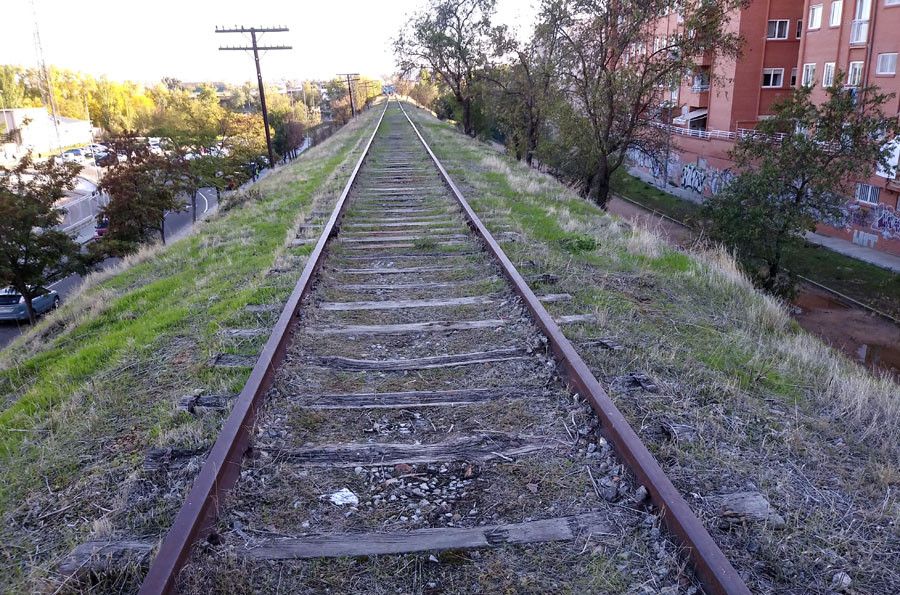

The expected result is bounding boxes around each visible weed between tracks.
[0,106,383,592]
[405,103,900,593]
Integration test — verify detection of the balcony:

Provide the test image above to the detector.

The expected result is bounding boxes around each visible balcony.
[850,19,869,45]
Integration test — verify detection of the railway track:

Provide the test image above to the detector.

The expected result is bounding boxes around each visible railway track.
[141,101,749,594]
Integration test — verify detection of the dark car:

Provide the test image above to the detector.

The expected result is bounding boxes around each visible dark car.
[95,151,119,167]
[95,216,110,238]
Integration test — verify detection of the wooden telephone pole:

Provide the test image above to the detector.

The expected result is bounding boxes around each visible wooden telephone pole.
[337,73,360,117]
[216,26,291,168]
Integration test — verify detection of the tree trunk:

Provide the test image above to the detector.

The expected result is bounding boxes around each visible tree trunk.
[160,219,166,245]
[586,160,611,209]
[191,190,197,224]
[22,293,36,324]
[524,118,538,168]
[461,98,475,136]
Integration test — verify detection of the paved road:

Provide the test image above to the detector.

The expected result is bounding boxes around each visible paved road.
[0,187,219,350]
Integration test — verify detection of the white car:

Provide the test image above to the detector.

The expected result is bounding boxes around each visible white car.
[59,149,85,163]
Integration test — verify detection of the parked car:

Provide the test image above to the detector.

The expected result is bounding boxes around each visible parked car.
[95,151,118,167]
[59,149,86,163]
[0,286,60,322]
[95,216,110,238]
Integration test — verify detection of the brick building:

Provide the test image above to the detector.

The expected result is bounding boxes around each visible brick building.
[628,0,900,257]
[797,0,900,255]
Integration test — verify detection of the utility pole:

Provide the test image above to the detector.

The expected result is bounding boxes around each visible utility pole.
[216,25,291,169]
[337,73,359,118]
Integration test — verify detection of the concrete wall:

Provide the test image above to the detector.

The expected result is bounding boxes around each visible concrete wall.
[627,132,900,257]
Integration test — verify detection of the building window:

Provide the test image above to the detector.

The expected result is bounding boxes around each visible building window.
[802,63,817,86]
[886,0,900,6]
[847,61,864,86]
[850,0,871,43]
[809,4,823,29]
[856,183,881,204]
[790,67,798,86]
[830,1,843,26]
[823,62,836,86]
[876,53,898,75]
[762,68,785,88]
[766,20,790,39]
[797,19,803,38]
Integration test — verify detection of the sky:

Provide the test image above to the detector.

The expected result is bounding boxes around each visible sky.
[2,0,539,84]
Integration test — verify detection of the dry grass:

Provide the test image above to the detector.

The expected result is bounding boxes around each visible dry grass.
[407,102,900,593]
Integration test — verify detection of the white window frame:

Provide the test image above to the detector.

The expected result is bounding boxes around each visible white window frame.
[876,53,898,75]
[855,0,872,20]
[856,183,880,205]
[809,4,823,29]
[762,68,785,88]
[830,1,843,27]
[766,19,790,39]
[850,0,871,43]
[885,0,900,6]
[797,19,803,38]
[847,61,864,86]
[823,62,836,86]
[802,63,817,86]
[790,67,798,86]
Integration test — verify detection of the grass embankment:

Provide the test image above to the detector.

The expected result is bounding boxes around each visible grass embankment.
[0,104,381,591]
[406,103,899,593]
[611,170,900,318]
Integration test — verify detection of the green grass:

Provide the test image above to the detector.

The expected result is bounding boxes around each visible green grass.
[0,106,378,592]
[610,168,702,223]
[610,169,900,318]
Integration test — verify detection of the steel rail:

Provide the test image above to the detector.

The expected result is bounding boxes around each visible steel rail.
[138,100,390,595]
[396,100,750,595]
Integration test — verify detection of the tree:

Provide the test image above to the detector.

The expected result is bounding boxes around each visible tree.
[484,14,563,166]
[704,82,900,292]
[96,145,183,255]
[539,0,741,207]
[0,153,84,322]
[395,0,502,136]
[409,69,440,109]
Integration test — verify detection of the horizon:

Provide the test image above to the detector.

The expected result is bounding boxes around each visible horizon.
[2,0,538,86]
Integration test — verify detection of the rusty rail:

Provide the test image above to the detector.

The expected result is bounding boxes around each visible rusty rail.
[141,97,748,594]
[396,100,750,595]
[138,100,390,595]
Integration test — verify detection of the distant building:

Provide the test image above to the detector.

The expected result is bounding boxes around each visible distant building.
[1,107,92,164]
[628,0,900,257]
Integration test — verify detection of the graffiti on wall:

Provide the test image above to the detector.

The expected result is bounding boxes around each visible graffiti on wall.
[626,148,681,182]
[839,202,900,241]
[680,163,706,194]
[678,162,735,196]
[873,203,900,238]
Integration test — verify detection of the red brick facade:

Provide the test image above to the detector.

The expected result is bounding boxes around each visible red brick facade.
[630,0,900,257]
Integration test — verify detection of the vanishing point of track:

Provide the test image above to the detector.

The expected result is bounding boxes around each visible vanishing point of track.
[140,100,749,594]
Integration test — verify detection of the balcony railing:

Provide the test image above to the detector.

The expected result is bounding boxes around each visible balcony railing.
[652,122,787,143]
[850,19,869,44]
[691,83,711,93]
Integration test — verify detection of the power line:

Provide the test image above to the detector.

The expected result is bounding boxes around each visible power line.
[215,25,292,168]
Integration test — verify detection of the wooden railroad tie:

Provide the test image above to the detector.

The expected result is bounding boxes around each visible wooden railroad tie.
[286,386,540,410]
[255,433,558,467]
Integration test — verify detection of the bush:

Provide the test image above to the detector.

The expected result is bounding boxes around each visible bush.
[558,232,597,254]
